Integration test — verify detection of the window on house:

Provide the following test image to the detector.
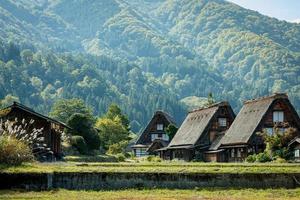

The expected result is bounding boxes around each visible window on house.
[295,149,300,158]
[136,148,148,157]
[278,128,286,133]
[237,149,241,158]
[266,128,273,136]
[273,111,284,122]
[231,149,235,158]
[162,134,169,141]
[218,118,227,127]
[157,124,164,131]
[151,134,158,141]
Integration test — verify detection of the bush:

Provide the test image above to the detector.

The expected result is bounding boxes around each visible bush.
[67,113,100,151]
[107,140,128,155]
[0,136,33,165]
[115,153,126,162]
[255,152,272,163]
[146,155,162,162]
[70,136,88,155]
[245,154,256,163]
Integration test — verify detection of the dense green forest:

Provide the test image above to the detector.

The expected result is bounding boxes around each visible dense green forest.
[0,0,300,133]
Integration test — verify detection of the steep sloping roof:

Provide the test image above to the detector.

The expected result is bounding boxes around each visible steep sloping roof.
[135,110,176,145]
[208,133,225,151]
[1,102,70,128]
[288,137,300,147]
[168,102,229,148]
[220,93,290,145]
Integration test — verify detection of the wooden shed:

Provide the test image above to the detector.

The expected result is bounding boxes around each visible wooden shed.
[0,102,69,161]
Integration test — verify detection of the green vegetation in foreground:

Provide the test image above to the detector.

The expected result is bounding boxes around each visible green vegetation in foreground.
[1,162,300,174]
[1,188,300,200]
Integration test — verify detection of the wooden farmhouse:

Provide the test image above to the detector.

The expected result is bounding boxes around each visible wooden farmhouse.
[219,93,300,162]
[131,111,177,157]
[160,102,235,161]
[0,102,69,161]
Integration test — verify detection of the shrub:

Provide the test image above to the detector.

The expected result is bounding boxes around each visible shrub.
[67,113,100,151]
[245,154,256,163]
[70,136,88,155]
[146,155,162,162]
[0,136,33,165]
[107,140,128,155]
[256,152,272,163]
[115,153,126,162]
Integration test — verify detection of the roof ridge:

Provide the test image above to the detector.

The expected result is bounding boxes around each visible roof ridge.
[189,101,229,113]
[244,93,288,104]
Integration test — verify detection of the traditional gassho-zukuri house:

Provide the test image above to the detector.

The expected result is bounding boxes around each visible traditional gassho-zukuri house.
[219,93,300,162]
[160,102,235,161]
[131,111,177,157]
[0,102,69,161]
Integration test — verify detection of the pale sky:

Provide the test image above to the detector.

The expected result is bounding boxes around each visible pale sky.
[227,0,300,23]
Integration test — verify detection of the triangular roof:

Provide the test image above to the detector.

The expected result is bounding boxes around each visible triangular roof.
[168,102,234,148]
[220,93,300,146]
[288,137,300,147]
[0,102,70,129]
[135,110,176,145]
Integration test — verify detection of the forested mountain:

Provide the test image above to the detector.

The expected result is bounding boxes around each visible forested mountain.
[0,0,300,132]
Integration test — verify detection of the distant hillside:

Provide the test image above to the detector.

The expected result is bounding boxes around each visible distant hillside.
[0,0,300,132]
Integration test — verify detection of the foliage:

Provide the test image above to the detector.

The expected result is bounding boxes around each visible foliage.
[146,155,162,162]
[0,136,33,165]
[50,99,94,124]
[0,0,300,134]
[0,95,19,109]
[105,104,130,131]
[70,136,88,155]
[0,118,53,162]
[107,140,129,155]
[165,124,178,140]
[258,128,298,160]
[96,117,130,151]
[115,153,126,162]
[67,113,100,151]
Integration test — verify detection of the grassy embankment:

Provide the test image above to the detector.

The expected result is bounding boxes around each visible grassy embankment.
[1,161,300,174]
[1,188,300,200]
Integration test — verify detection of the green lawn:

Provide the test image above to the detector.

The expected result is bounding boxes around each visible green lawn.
[0,189,300,200]
[1,162,300,174]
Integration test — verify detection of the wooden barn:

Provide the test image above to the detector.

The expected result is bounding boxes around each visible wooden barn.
[219,93,300,162]
[0,102,69,161]
[162,102,235,161]
[131,111,177,157]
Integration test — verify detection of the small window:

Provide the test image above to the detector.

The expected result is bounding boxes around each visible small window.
[218,118,227,127]
[162,134,169,141]
[151,134,158,141]
[273,111,284,122]
[157,124,164,131]
[278,128,286,133]
[237,149,241,158]
[295,149,300,158]
[266,128,273,136]
[231,149,235,158]
[136,148,148,157]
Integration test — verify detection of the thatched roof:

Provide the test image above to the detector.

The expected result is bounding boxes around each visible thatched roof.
[134,110,176,145]
[168,102,231,148]
[220,93,297,146]
[1,102,70,129]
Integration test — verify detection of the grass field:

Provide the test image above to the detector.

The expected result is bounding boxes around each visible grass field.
[1,188,300,200]
[1,162,300,174]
